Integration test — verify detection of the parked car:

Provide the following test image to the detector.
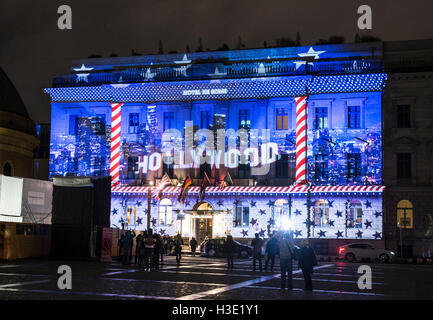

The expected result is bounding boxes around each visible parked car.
[338,243,396,263]
[200,238,253,258]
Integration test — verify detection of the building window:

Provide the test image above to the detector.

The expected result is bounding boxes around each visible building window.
[159,198,173,225]
[201,111,212,129]
[314,154,328,180]
[92,156,106,176]
[233,205,249,227]
[276,108,289,130]
[347,106,361,129]
[397,200,413,229]
[397,105,411,128]
[239,109,251,130]
[315,107,328,129]
[276,154,289,178]
[347,200,362,228]
[397,153,412,179]
[274,199,289,229]
[93,114,106,135]
[347,153,361,178]
[163,112,174,131]
[128,113,140,134]
[313,200,329,227]
[69,115,79,135]
[3,162,12,176]
[127,156,138,179]
[126,206,137,226]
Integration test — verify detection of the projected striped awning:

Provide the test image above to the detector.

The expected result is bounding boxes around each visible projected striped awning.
[111,185,385,196]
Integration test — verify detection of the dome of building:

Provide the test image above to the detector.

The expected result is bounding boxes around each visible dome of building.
[0,66,39,178]
[0,67,30,118]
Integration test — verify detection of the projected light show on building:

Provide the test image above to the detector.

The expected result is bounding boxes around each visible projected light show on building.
[45,42,387,244]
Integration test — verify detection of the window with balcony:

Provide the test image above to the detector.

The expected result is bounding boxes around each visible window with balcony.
[276,108,289,130]
[128,113,140,134]
[347,153,361,178]
[397,105,411,128]
[397,153,412,179]
[315,107,328,129]
[347,106,361,129]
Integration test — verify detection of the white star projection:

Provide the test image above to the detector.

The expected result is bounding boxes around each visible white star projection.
[293,47,327,70]
[73,64,94,82]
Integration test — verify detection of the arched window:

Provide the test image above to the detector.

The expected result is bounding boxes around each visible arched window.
[274,199,289,228]
[314,200,329,227]
[397,200,413,229]
[3,162,12,176]
[159,198,173,225]
[348,200,362,228]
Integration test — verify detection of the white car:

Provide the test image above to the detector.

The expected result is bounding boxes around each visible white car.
[338,243,396,263]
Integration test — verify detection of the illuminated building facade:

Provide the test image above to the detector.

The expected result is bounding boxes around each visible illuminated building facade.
[45,42,388,252]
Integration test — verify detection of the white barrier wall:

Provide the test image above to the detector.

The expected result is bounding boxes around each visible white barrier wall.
[0,175,53,224]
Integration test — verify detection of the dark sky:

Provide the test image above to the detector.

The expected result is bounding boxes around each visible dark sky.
[1,0,433,124]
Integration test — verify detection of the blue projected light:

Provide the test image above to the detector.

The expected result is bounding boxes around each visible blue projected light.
[44,74,387,103]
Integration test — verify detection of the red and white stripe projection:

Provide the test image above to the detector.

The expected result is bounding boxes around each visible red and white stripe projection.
[110,103,123,186]
[295,96,308,185]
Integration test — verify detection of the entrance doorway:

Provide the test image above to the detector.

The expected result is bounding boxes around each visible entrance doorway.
[193,202,213,243]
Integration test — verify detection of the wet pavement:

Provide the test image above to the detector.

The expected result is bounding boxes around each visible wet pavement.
[0,255,432,300]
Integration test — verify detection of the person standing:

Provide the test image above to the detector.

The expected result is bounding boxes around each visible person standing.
[275,231,295,290]
[134,233,143,266]
[264,234,279,271]
[298,239,317,291]
[168,237,174,254]
[138,231,147,269]
[189,237,198,257]
[224,235,236,269]
[158,234,165,265]
[118,233,125,262]
[163,236,169,255]
[122,230,135,265]
[153,234,161,270]
[143,229,155,272]
[251,233,264,272]
[174,233,184,266]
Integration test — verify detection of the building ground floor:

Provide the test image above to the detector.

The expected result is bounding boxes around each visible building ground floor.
[111,185,386,255]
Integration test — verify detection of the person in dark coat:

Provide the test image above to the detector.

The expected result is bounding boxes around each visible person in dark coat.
[224,235,236,269]
[118,234,125,262]
[143,229,155,271]
[298,239,317,291]
[138,231,147,269]
[157,234,164,265]
[168,237,174,254]
[174,234,184,266]
[122,230,135,265]
[134,233,143,266]
[153,234,162,270]
[251,233,264,272]
[275,231,295,290]
[264,234,279,271]
[189,237,198,256]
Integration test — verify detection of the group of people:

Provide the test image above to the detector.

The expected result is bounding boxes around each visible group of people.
[248,231,318,291]
[118,230,185,270]
[119,229,317,291]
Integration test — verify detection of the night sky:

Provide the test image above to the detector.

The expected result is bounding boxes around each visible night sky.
[1,0,432,124]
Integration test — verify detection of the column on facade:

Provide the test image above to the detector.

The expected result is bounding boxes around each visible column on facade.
[110,102,123,186]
